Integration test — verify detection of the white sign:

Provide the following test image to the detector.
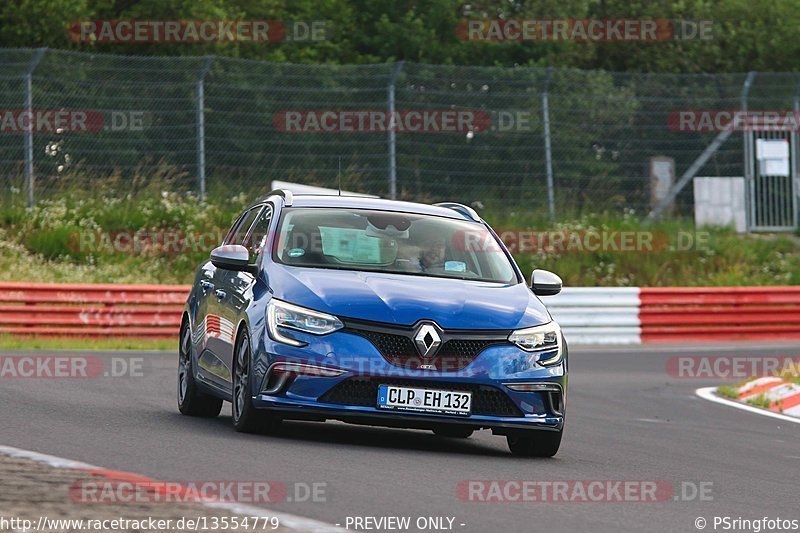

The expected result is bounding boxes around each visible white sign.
[756,139,789,159]
[756,139,790,177]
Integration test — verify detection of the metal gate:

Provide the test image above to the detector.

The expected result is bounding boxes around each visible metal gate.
[745,130,799,231]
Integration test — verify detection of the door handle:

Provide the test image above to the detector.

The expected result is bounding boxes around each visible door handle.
[214,289,227,300]
[199,280,214,293]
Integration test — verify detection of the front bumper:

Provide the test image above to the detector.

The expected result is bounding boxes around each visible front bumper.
[251,327,567,432]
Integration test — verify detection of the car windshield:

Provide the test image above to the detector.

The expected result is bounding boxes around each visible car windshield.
[273,208,518,284]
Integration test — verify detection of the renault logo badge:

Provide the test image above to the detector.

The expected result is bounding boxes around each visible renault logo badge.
[414,323,442,358]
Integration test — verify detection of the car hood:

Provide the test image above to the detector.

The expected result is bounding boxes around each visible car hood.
[266,265,551,330]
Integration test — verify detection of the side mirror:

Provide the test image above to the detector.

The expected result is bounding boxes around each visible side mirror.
[530,269,562,296]
[210,245,257,274]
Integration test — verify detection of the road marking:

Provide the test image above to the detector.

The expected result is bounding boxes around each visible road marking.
[0,445,345,533]
[695,387,800,425]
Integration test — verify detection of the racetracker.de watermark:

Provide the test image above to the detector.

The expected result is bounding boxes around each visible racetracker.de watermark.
[0,110,145,133]
[455,229,711,254]
[274,109,492,133]
[274,109,552,134]
[0,355,146,379]
[669,110,800,132]
[456,19,713,42]
[70,230,227,256]
[70,479,326,504]
[456,480,713,503]
[69,20,328,43]
[667,355,800,379]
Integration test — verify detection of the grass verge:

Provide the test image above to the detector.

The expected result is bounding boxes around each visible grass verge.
[1,190,800,286]
[0,335,176,351]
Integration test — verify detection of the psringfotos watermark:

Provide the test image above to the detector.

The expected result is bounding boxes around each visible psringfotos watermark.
[0,109,146,133]
[667,355,800,379]
[456,480,713,503]
[456,19,713,42]
[70,479,326,504]
[0,355,147,379]
[69,20,328,44]
[695,516,800,532]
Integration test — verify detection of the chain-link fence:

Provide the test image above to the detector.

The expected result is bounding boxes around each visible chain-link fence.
[2,48,800,218]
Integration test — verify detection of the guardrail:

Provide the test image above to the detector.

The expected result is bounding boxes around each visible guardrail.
[546,286,800,343]
[545,287,641,344]
[639,287,800,342]
[1,282,799,343]
[0,282,189,337]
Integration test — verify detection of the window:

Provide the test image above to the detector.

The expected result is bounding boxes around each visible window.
[224,206,262,246]
[243,205,274,261]
[273,208,518,284]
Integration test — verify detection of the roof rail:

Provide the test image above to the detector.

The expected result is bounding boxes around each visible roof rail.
[260,189,293,206]
[434,202,481,222]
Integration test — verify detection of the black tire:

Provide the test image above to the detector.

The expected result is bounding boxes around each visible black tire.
[506,429,562,457]
[232,329,281,434]
[178,319,223,417]
[433,426,474,439]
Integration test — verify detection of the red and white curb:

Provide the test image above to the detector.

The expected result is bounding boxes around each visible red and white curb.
[728,376,800,416]
[547,286,800,345]
[696,386,800,424]
[0,445,344,533]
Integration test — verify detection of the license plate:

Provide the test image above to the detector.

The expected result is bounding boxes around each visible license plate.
[377,385,472,416]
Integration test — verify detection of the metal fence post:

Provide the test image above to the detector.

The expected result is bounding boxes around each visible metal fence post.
[541,67,556,223]
[387,61,404,200]
[792,78,800,229]
[24,48,46,208]
[741,72,756,230]
[196,57,213,203]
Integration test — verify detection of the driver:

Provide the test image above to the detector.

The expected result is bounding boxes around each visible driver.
[395,234,447,272]
[419,235,446,271]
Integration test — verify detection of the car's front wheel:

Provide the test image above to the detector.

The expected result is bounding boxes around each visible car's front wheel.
[232,329,281,434]
[506,429,562,457]
[178,319,223,417]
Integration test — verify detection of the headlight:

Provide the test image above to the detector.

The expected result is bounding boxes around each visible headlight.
[267,299,343,347]
[508,322,563,366]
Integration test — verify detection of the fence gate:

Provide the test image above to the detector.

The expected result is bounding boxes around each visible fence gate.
[745,130,799,231]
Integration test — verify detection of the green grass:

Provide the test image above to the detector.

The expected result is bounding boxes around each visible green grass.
[778,371,800,385]
[720,380,775,411]
[487,209,800,287]
[745,394,772,409]
[0,334,176,351]
[717,385,741,400]
[2,186,800,286]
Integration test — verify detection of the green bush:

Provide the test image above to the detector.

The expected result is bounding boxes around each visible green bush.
[1,188,800,286]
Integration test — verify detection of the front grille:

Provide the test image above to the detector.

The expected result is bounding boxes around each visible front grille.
[344,322,510,371]
[319,378,523,417]
[354,329,415,359]
[437,339,504,358]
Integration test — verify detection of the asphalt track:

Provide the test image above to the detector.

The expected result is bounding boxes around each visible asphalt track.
[2,342,799,533]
